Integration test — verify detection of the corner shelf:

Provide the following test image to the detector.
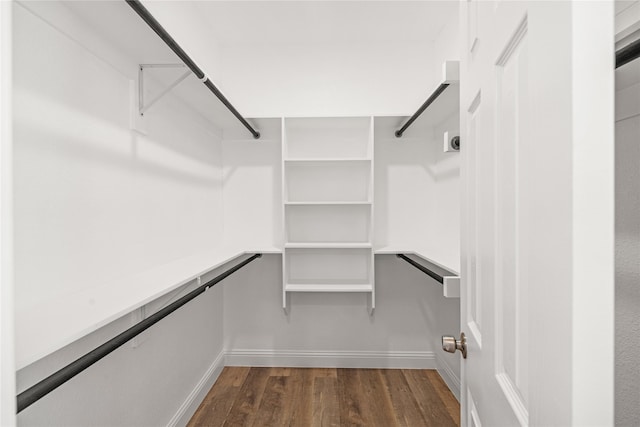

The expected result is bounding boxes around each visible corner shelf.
[284,243,373,249]
[282,117,375,312]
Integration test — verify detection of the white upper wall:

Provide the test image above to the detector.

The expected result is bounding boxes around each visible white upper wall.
[217,40,436,117]
[142,1,223,79]
[194,1,458,45]
[13,1,225,367]
[145,1,460,118]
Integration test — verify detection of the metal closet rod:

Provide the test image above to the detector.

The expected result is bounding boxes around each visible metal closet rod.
[16,253,263,413]
[124,0,260,139]
[396,254,445,284]
[616,37,640,69]
[396,37,640,137]
[395,83,450,138]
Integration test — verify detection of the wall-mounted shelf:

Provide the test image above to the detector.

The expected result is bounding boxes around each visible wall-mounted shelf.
[14,245,280,370]
[282,117,375,312]
[375,247,460,298]
[284,158,372,163]
[52,1,258,136]
[285,284,373,293]
[395,60,460,137]
[285,243,373,249]
[284,201,372,206]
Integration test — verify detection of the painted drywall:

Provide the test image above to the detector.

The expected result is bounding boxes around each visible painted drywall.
[142,2,459,120]
[17,277,225,427]
[14,1,226,425]
[142,1,223,81]
[431,6,461,90]
[223,254,460,392]
[214,40,435,118]
[221,120,283,250]
[374,115,460,272]
[13,0,224,357]
[615,55,640,427]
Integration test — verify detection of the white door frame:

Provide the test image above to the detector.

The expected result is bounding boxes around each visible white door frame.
[1,0,16,425]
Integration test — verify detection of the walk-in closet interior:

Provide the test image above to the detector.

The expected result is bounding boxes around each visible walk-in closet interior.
[9,2,463,424]
[0,0,633,425]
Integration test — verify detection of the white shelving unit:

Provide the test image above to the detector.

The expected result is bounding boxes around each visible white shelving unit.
[282,117,375,311]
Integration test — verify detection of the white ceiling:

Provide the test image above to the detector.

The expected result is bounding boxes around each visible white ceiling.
[194,1,459,45]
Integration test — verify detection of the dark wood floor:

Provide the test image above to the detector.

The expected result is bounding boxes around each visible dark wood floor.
[188,367,460,427]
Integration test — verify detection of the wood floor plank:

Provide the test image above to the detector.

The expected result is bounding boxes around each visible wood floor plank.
[187,367,250,427]
[337,368,372,426]
[312,377,340,427]
[190,367,460,427]
[380,369,429,427]
[403,369,458,427]
[253,375,289,426]
[222,367,271,427]
[288,369,314,427]
[357,369,399,427]
[424,370,461,425]
[310,368,337,378]
[269,367,293,376]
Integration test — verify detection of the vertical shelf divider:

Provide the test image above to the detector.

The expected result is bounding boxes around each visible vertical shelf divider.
[281,117,288,311]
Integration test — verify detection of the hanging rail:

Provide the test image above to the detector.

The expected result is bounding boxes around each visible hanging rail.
[125,0,260,139]
[396,254,446,284]
[395,83,450,138]
[616,37,640,69]
[16,253,262,413]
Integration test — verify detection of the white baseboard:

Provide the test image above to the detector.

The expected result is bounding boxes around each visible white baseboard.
[167,350,225,427]
[436,354,461,401]
[225,349,437,370]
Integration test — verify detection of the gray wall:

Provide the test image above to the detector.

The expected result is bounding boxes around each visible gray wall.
[16,275,225,427]
[223,254,461,396]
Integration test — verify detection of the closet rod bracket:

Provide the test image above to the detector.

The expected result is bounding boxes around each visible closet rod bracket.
[138,63,191,116]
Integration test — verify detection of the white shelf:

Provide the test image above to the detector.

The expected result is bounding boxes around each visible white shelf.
[285,283,373,293]
[285,243,372,249]
[284,158,371,162]
[15,246,278,370]
[375,246,460,299]
[284,201,372,205]
[374,246,458,274]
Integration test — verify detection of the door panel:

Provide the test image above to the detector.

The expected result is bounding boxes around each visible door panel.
[494,18,529,423]
[465,91,482,348]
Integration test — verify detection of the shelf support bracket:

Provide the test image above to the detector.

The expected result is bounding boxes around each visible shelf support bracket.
[138,63,191,116]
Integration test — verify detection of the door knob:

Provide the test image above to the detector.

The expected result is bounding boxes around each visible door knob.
[442,332,467,359]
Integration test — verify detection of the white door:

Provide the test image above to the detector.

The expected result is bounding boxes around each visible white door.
[458,1,615,425]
